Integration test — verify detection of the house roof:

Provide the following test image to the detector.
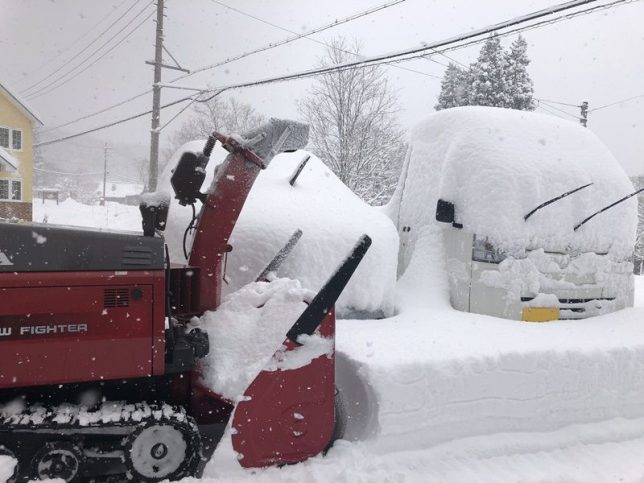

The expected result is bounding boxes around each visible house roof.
[0,79,43,126]
[0,146,19,170]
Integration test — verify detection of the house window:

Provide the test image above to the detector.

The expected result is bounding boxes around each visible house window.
[0,128,8,149]
[0,180,21,201]
[11,180,21,200]
[11,130,22,151]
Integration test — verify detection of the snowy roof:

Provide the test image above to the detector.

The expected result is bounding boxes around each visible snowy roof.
[400,106,637,256]
[0,79,44,126]
[0,147,19,170]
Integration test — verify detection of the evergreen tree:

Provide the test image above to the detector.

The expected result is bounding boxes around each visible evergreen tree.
[504,35,536,111]
[468,36,508,107]
[435,63,468,110]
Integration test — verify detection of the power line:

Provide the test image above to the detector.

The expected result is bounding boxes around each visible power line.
[537,104,572,120]
[22,0,134,83]
[185,1,623,94]
[21,0,145,95]
[204,0,441,80]
[34,167,105,176]
[39,89,152,134]
[185,0,407,78]
[39,0,427,134]
[538,100,579,119]
[590,93,644,112]
[36,0,629,147]
[34,95,193,147]
[25,1,155,100]
[534,97,580,108]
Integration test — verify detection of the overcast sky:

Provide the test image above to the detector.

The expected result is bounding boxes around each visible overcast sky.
[1,0,643,175]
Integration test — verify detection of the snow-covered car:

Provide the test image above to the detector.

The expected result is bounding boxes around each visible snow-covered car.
[388,106,637,321]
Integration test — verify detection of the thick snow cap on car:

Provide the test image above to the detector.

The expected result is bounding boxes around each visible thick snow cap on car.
[393,106,637,261]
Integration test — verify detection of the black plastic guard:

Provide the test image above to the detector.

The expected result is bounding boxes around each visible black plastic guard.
[286,234,372,344]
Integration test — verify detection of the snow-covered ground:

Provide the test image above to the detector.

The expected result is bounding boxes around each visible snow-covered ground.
[30,197,644,482]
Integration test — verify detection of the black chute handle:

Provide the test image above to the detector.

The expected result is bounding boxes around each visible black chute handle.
[256,229,304,282]
[286,234,372,344]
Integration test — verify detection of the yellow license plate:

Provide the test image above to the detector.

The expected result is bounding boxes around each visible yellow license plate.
[522,307,560,322]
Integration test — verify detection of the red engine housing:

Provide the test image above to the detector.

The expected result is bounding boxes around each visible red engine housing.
[0,270,166,389]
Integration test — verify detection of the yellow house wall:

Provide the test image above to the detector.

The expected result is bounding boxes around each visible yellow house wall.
[0,93,33,202]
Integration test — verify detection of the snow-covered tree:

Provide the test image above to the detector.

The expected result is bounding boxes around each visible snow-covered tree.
[504,35,536,111]
[299,37,406,205]
[165,97,265,161]
[468,36,509,108]
[435,63,469,110]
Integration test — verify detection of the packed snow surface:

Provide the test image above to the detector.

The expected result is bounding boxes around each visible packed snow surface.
[159,142,398,317]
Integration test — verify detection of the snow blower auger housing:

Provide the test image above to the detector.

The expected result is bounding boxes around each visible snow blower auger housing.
[0,118,371,482]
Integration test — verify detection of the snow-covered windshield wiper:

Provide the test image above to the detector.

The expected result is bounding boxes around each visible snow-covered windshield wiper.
[524,182,593,221]
[574,187,644,231]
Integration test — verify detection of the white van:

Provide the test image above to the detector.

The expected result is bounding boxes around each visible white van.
[390,106,638,321]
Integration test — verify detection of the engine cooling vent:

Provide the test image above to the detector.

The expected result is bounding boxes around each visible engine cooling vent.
[122,246,155,267]
[104,288,129,308]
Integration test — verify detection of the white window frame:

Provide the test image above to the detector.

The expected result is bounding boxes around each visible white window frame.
[11,129,22,151]
[0,178,22,202]
[0,126,9,150]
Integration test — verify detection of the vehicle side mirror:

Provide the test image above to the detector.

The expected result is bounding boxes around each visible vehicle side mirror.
[436,199,455,224]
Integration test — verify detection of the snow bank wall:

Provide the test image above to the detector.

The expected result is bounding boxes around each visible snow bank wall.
[337,228,644,453]
[160,142,398,317]
[366,339,644,453]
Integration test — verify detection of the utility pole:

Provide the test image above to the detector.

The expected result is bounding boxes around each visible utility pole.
[102,142,109,206]
[580,100,589,128]
[148,0,165,192]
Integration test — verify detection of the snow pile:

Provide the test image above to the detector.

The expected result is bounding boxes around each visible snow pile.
[392,106,637,267]
[193,277,318,401]
[33,198,141,232]
[160,142,398,317]
[334,224,644,461]
[0,456,16,483]
[481,249,634,309]
[0,400,186,427]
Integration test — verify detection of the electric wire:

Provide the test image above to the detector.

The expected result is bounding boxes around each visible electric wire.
[193,0,629,94]
[538,100,580,119]
[205,0,442,80]
[22,0,147,95]
[534,97,580,108]
[25,1,155,101]
[36,0,632,147]
[22,0,133,83]
[39,90,152,134]
[185,0,407,79]
[537,104,573,120]
[34,95,194,147]
[590,93,644,112]
[158,88,230,132]
[37,0,408,133]
[33,167,105,176]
